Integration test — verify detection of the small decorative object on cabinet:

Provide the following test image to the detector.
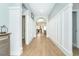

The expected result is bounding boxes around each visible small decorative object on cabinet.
[0,25,8,34]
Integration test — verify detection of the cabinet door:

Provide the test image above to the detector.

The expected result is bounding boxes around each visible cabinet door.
[0,36,10,56]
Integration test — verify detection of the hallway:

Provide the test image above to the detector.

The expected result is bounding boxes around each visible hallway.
[0,3,79,56]
[22,33,64,56]
[21,3,73,56]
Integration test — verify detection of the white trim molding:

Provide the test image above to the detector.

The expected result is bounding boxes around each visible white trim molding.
[49,37,72,56]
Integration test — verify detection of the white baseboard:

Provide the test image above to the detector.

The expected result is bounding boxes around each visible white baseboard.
[34,35,36,37]
[25,42,29,45]
[10,47,23,56]
[49,36,72,56]
[57,42,72,56]
[17,48,23,56]
[25,37,36,45]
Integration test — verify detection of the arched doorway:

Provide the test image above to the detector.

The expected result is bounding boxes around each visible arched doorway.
[36,17,47,35]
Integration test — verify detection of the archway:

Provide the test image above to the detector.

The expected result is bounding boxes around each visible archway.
[36,17,47,35]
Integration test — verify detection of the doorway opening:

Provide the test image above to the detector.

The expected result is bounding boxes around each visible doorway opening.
[22,15,26,47]
[36,18,47,36]
[72,11,79,56]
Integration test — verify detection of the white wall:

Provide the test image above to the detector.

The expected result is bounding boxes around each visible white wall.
[9,4,22,56]
[0,3,22,56]
[25,10,36,45]
[0,4,9,31]
[47,4,72,55]
[49,3,68,19]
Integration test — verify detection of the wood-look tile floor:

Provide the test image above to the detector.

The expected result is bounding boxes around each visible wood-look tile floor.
[21,33,65,56]
[73,47,79,56]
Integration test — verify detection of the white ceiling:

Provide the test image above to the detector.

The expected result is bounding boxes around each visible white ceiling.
[24,3,55,20]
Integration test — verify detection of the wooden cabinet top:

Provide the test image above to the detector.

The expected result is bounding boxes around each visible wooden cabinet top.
[0,33,11,36]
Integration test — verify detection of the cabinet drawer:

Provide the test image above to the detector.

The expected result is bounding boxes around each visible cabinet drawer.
[0,39,9,47]
[0,36,8,41]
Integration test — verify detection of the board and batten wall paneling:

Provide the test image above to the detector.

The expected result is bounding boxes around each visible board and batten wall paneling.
[25,10,36,45]
[47,4,72,56]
